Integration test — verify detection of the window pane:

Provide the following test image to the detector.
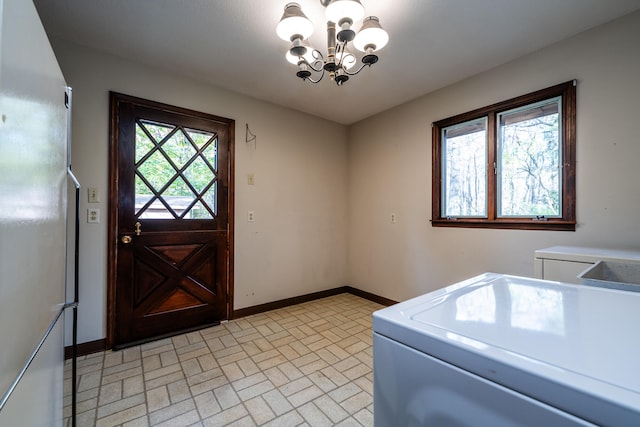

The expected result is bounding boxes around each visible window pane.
[498,98,561,217]
[442,118,487,217]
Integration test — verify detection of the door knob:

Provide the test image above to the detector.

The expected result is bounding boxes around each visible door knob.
[121,235,132,244]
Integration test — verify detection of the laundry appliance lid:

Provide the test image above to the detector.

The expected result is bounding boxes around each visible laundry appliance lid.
[373,273,640,426]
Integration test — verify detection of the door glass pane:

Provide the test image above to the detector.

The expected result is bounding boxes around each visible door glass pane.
[134,119,218,219]
[135,124,157,163]
[135,175,156,217]
[498,97,561,217]
[201,185,217,217]
[186,128,214,149]
[186,200,213,219]
[163,176,195,217]
[203,140,218,169]
[140,119,174,143]
[163,131,197,169]
[442,118,487,217]
[137,150,174,192]
[184,157,216,194]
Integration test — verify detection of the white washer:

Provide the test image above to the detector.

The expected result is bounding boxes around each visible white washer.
[373,273,640,427]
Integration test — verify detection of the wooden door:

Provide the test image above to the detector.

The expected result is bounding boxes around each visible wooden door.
[108,92,234,348]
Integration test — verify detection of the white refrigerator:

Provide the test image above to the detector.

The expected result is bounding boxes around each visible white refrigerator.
[0,0,75,425]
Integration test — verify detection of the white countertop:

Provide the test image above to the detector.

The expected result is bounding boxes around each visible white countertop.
[535,246,640,263]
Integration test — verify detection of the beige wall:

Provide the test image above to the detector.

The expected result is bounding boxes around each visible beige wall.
[347,11,640,301]
[54,10,640,345]
[53,40,349,345]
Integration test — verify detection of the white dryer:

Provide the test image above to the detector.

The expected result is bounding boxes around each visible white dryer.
[373,273,640,426]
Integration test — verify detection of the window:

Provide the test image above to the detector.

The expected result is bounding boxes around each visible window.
[432,81,576,231]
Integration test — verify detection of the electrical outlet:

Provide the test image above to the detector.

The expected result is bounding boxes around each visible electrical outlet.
[88,208,100,223]
[248,210,255,222]
[88,187,100,203]
[391,213,397,224]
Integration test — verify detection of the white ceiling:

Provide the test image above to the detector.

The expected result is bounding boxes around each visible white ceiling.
[34,0,640,125]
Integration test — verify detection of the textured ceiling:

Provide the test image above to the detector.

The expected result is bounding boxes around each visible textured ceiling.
[34,0,640,124]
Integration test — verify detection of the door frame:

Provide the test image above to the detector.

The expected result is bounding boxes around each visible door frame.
[106,92,234,349]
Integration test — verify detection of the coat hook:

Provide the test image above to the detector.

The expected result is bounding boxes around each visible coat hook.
[246,123,256,145]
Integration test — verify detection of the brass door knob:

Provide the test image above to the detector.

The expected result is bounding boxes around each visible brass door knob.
[121,235,132,244]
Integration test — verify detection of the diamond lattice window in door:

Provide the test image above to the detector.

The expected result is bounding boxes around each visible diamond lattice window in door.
[135,120,218,219]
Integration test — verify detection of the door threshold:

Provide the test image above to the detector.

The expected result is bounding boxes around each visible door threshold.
[112,321,221,351]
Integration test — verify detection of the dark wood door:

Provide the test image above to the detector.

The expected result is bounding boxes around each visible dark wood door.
[108,92,234,348]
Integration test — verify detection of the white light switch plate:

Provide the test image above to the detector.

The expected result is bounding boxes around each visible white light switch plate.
[88,187,100,203]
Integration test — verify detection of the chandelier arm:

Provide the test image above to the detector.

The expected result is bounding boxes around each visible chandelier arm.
[302,60,325,73]
[306,50,326,72]
[340,51,357,70]
[344,63,372,76]
[316,68,327,83]
[304,70,326,84]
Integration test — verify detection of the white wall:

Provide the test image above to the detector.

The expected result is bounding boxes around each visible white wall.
[52,40,349,345]
[347,11,640,302]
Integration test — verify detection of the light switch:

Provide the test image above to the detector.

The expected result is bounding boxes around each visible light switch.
[88,208,100,223]
[88,187,100,203]
[247,174,255,185]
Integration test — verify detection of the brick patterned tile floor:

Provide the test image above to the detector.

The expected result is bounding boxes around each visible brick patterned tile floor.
[64,293,383,426]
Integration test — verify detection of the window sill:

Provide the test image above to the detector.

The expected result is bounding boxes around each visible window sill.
[430,218,576,231]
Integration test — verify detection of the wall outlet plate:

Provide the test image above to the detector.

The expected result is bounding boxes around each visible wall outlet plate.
[88,208,100,223]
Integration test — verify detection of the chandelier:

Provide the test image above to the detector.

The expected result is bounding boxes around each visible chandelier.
[276,0,389,86]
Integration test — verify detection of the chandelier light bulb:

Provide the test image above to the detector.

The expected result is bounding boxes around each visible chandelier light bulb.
[276,3,314,41]
[353,16,389,52]
[325,0,365,25]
